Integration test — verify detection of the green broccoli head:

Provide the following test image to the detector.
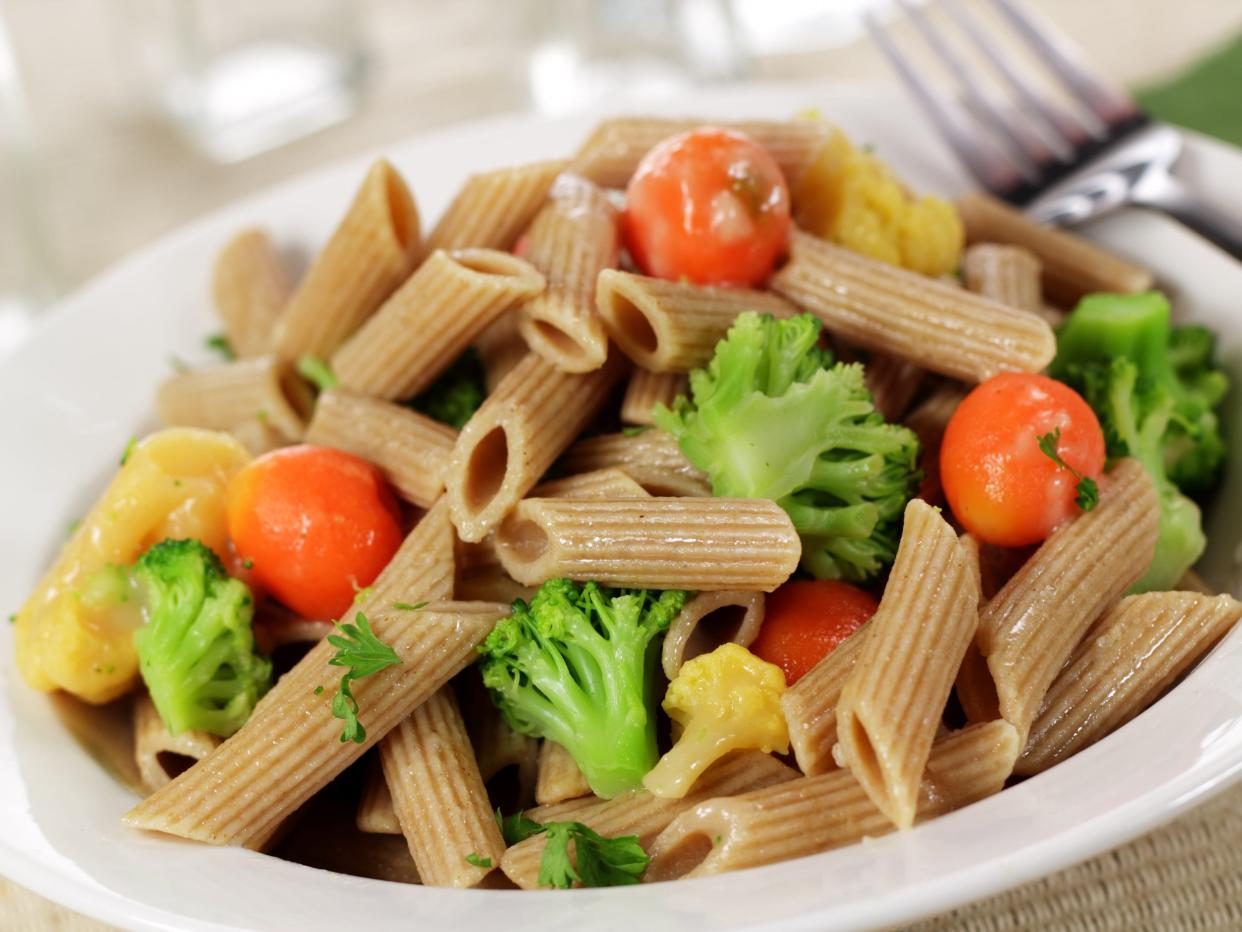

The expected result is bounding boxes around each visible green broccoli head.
[133,539,272,737]
[653,311,920,583]
[477,579,688,799]
[408,347,486,429]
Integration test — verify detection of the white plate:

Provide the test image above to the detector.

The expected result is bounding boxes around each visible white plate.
[2,83,1240,932]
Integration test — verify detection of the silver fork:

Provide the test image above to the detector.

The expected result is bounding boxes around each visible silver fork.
[865,0,1242,261]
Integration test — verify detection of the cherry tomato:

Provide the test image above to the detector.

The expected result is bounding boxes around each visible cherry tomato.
[622,127,791,287]
[226,445,403,620]
[940,372,1106,548]
[750,580,879,685]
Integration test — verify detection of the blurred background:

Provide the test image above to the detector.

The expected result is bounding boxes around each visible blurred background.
[0,0,1239,353]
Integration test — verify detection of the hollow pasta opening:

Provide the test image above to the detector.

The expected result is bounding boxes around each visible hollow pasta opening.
[498,517,549,564]
[846,716,885,797]
[463,426,510,512]
[453,248,531,279]
[648,830,716,882]
[603,291,659,357]
[155,750,199,782]
[384,167,418,254]
[529,320,588,362]
[279,365,317,424]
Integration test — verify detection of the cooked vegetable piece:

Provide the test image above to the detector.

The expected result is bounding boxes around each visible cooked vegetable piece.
[940,372,1106,548]
[749,579,878,685]
[622,127,791,287]
[476,578,688,798]
[642,643,788,799]
[133,539,272,737]
[654,311,921,583]
[407,347,486,429]
[226,445,403,620]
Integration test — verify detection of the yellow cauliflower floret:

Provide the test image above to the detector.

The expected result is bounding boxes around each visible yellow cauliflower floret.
[641,643,788,799]
[794,126,963,277]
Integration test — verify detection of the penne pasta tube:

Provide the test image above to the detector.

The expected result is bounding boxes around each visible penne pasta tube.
[662,591,766,681]
[331,248,545,400]
[272,159,422,360]
[969,459,1160,744]
[211,228,292,358]
[516,175,618,373]
[955,192,1154,306]
[863,353,925,422]
[123,601,507,849]
[595,269,797,372]
[500,750,798,889]
[961,243,1042,312]
[474,313,528,393]
[133,694,220,795]
[567,117,830,190]
[494,497,801,591]
[444,350,627,542]
[1019,592,1242,776]
[621,369,689,426]
[357,758,402,835]
[427,159,566,253]
[835,500,980,829]
[780,622,870,776]
[355,497,458,618]
[380,687,506,887]
[770,231,1056,383]
[645,720,1018,881]
[156,356,314,442]
[535,740,593,806]
[561,430,712,498]
[530,467,649,501]
[305,389,457,508]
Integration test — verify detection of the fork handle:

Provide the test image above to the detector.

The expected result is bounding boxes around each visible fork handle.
[1137,175,1242,262]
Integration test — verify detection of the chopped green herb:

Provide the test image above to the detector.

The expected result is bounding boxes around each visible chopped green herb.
[66,518,81,536]
[538,821,649,889]
[326,612,402,743]
[7,613,16,625]
[297,355,339,392]
[496,809,546,846]
[168,355,190,373]
[242,559,254,570]
[314,685,325,696]
[393,601,428,611]
[173,479,182,488]
[465,853,493,869]
[256,409,270,424]
[205,333,236,361]
[713,835,722,846]
[120,435,138,467]
[352,586,373,605]
[621,424,651,436]
[1037,428,1100,512]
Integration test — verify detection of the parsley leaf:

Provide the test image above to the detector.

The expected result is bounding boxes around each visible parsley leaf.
[393,601,428,611]
[325,612,402,744]
[7,613,16,625]
[1037,428,1099,512]
[205,333,236,361]
[120,435,138,467]
[297,355,339,392]
[465,853,493,868]
[530,819,649,889]
[621,424,651,436]
[496,809,545,846]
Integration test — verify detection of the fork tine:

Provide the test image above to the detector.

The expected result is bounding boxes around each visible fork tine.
[988,0,1142,128]
[898,0,1050,177]
[863,12,1025,197]
[940,0,1085,155]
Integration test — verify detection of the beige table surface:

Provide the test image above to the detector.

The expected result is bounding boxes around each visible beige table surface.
[3,0,1242,928]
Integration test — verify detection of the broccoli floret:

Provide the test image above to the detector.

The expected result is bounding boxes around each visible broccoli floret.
[133,539,272,737]
[653,312,920,583]
[477,579,688,799]
[1051,292,1230,591]
[408,347,486,429]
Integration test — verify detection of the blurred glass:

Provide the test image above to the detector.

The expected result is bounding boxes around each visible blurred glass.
[120,0,366,163]
[528,0,746,115]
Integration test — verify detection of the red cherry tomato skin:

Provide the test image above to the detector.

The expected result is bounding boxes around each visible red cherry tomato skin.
[750,580,879,685]
[226,445,403,621]
[940,373,1106,548]
[622,128,791,287]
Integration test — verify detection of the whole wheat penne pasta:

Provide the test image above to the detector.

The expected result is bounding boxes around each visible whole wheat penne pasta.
[494,497,801,591]
[500,750,798,889]
[835,500,979,829]
[272,159,422,360]
[445,350,627,542]
[156,356,314,442]
[211,228,292,358]
[645,720,1018,881]
[971,459,1160,744]
[530,467,650,501]
[864,353,925,421]
[770,231,1056,383]
[956,192,1154,306]
[567,117,830,190]
[516,175,618,372]
[331,249,545,400]
[305,389,457,508]
[355,497,458,619]
[133,694,220,795]
[475,313,528,392]
[123,601,506,849]
[427,160,566,253]
[962,243,1042,311]
[357,758,402,835]
[380,686,505,887]
[780,622,870,776]
[535,740,593,806]
[562,430,712,498]
[621,369,689,426]
[453,535,536,604]
[596,269,797,372]
[662,591,765,681]
[1019,593,1242,776]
